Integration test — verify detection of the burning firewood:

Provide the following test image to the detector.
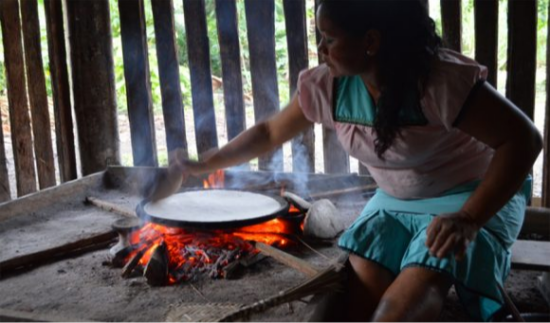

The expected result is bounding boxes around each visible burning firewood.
[121,248,147,278]
[144,241,169,286]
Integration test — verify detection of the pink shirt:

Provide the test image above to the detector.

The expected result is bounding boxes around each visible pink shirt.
[298,49,494,199]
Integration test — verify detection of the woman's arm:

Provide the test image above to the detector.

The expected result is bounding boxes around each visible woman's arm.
[191,94,313,174]
[426,82,543,259]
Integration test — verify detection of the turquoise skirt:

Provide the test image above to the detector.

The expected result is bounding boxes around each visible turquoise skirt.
[338,178,531,321]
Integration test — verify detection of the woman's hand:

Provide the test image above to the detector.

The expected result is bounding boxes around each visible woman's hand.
[425,211,480,261]
[144,150,207,202]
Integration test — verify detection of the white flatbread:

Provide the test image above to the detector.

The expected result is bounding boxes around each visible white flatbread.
[144,190,283,224]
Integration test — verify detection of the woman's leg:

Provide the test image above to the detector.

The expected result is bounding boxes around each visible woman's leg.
[308,254,394,322]
[372,266,453,321]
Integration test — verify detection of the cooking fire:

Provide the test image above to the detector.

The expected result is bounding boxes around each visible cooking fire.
[110,170,306,286]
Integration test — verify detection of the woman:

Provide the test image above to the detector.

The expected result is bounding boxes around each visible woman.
[151,0,542,320]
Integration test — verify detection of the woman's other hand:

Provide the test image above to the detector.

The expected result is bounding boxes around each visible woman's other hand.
[425,211,480,261]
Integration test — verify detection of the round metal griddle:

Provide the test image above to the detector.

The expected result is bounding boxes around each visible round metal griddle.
[136,189,289,229]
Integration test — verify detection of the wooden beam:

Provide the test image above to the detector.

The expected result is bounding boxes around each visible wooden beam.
[118,0,158,167]
[544,1,550,208]
[20,0,56,189]
[474,0,498,87]
[244,0,283,171]
[151,0,188,156]
[182,0,218,157]
[66,0,120,175]
[0,172,102,222]
[314,0,349,174]
[44,0,77,183]
[255,242,320,277]
[506,0,537,120]
[284,0,315,174]
[0,0,37,197]
[215,0,246,143]
[440,0,462,52]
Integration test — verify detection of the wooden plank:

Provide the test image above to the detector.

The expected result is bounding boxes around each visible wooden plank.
[215,0,246,142]
[284,0,315,173]
[0,172,102,222]
[506,0,537,120]
[474,0,498,87]
[441,0,462,49]
[511,240,550,271]
[151,0,188,156]
[20,0,56,189]
[440,0,462,52]
[543,1,550,208]
[66,0,120,175]
[0,0,37,196]
[182,0,218,157]
[118,0,158,167]
[0,112,9,202]
[44,0,77,183]
[244,0,283,171]
[314,0,349,174]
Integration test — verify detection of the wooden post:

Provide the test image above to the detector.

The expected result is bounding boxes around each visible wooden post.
[244,0,283,171]
[0,112,10,202]
[183,0,219,157]
[118,0,158,167]
[506,0,537,120]
[20,0,56,189]
[314,0,350,174]
[474,0,498,87]
[151,0,188,156]
[542,2,550,208]
[284,0,315,174]
[44,0,77,183]
[440,0,462,52]
[66,0,120,175]
[215,0,246,142]
[0,0,37,197]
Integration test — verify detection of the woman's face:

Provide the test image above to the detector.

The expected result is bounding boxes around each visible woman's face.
[316,5,374,77]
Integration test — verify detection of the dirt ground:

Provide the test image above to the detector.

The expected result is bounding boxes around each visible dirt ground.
[0,181,548,322]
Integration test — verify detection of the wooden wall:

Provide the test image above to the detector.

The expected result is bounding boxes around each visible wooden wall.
[0,0,547,204]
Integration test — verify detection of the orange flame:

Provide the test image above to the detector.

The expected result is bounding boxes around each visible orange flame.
[203,169,225,189]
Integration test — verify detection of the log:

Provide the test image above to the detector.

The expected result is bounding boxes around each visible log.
[183,0,218,157]
[85,196,137,218]
[284,0,315,173]
[144,241,169,286]
[215,0,246,142]
[20,0,56,189]
[44,0,77,183]
[244,0,283,171]
[151,0,188,155]
[474,0,498,87]
[506,0,537,120]
[66,0,120,175]
[0,231,116,278]
[440,0,462,52]
[0,0,37,196]
[121,248,147,278]
[254,242,319,278]
[118,0,158,167]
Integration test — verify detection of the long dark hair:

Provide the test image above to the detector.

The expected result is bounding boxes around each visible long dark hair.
[319,0,442,159]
